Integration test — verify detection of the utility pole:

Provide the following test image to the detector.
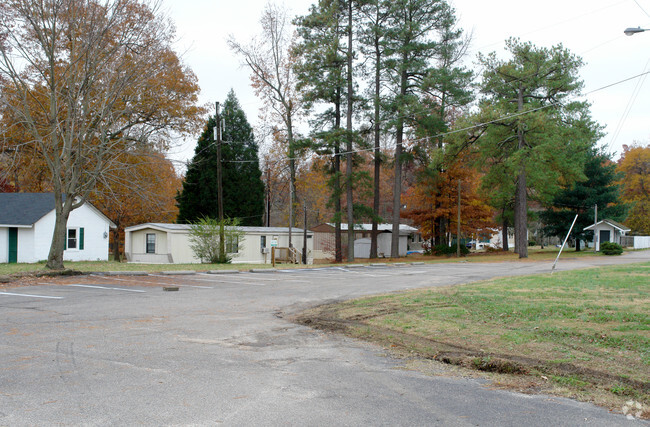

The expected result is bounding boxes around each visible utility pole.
[288,180,293,248]
[457,180,461,258]
[303,203,307,264]
[266,168,271,227]
[215,102,225,261]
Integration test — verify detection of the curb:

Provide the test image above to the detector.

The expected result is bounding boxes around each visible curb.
[101,271,149,276]
[207,270,241,274]
[159,270,196,275]
[249,268,277,273]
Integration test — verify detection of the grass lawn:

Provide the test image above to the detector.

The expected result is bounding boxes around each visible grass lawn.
[0,246,606,277]
[294,263,650,418]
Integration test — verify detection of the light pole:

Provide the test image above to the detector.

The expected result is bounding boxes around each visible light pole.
[624,27,649,36]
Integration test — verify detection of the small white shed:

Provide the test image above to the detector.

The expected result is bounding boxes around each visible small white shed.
[124,223,314,264]
[583,219,630,251]
[0,193,115,263]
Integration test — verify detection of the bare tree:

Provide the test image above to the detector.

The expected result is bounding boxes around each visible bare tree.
[228,2,303,247]
[0,0,203,269]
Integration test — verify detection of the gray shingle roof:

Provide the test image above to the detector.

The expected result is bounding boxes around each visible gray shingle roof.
[0,193,57,226]
[127,223,310,234]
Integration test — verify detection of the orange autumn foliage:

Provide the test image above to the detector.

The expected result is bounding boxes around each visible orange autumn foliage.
[403,151,496,243]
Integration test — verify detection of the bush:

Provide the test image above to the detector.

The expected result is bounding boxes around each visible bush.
[430,244,469,257]
[188,217,245,263]
[600,241,623,255]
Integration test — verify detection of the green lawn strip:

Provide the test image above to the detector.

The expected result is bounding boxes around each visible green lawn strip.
[296,263,649,415]
[0,247,608,277]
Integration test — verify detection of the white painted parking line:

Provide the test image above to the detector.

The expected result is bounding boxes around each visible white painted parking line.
[93,274,213,289]
[193,273,308,284]
[67,284,146,293]
[0,292,63,299]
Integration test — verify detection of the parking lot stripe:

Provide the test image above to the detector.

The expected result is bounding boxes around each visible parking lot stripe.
[93,274,213,289]
[67,284,146,293]
[0,292,63,299]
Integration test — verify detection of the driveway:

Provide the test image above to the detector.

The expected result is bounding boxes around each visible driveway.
[1,251,648,426]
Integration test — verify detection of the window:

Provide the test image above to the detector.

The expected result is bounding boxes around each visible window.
[67,229,77,249]
[226,235,239,254]
[65,228,85,251]
[260,235,266,250]
[146,233,156,254]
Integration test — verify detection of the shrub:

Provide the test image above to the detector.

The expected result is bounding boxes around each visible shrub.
[188,217,245,263]
[600,241,623,255]
[430,244,469,257]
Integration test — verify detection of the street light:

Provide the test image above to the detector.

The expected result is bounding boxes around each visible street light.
[624,27,648,36]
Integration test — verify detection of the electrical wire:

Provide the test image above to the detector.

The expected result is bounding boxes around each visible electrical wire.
[172,70,650,168]
[607,59,650,148]
[633,0,650,19]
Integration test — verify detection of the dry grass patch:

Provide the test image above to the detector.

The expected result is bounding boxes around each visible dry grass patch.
[294,263,649,418]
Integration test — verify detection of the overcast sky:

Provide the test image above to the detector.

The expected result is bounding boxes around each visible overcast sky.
[164,0,650,168]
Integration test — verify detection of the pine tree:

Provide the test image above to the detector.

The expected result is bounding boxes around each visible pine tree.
[382,0,460,257]
[476,38,602,258]
[541,149,626,251]
[294,0,348,262]
[177,90,265,225]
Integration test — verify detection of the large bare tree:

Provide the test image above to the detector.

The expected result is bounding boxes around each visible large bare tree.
[228,2,303,247]
[0,0,203,269]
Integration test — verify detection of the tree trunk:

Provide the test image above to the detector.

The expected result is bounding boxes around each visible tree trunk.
[514,87,528,258]
[435,216,447,246]
[391,61,408,258]
[287,113,296,249]
[46,196,73,270]
[370,22,381,260]
[502,212,509,252]
[112,225,122,262]
[345,0,354,262]
[334,90,343,263]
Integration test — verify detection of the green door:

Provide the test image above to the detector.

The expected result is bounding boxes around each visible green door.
[8,227,17,263]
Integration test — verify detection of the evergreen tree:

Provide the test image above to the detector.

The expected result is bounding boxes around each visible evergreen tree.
[476,38,602,258]
[382,0,460,257]
[294,0,348,262]
[177,90,265,225]
[540,149,626,251]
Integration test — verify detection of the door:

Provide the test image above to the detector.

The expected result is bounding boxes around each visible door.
[8,227,17,263]
[599,230,611,243]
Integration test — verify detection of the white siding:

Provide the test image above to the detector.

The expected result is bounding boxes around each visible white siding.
[124,226,315,264]
[0,228,7,263]
[169,232,199,264]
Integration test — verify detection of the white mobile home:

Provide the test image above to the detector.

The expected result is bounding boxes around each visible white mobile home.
[124,223,313,264]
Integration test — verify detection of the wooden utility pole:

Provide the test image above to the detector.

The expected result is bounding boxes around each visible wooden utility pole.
[266,168,271,227]
[215,102,225,260]
[457,180,461,258]
[303,203,307,265]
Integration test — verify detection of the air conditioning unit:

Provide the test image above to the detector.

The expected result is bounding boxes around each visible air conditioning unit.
[261,247,270,254]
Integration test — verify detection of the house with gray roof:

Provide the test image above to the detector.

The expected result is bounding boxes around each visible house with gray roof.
[583,219,631,252]
[0,193,116,263]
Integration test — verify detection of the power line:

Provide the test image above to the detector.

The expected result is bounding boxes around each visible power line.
[633,0,650,19]
[171,70,650,168]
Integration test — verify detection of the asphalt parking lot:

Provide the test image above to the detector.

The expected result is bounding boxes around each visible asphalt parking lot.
[1,252,649,426]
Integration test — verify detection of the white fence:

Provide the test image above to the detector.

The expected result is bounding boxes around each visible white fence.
[621,236,650,249]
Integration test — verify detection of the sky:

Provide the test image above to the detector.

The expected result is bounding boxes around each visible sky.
[163,0,650,168]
